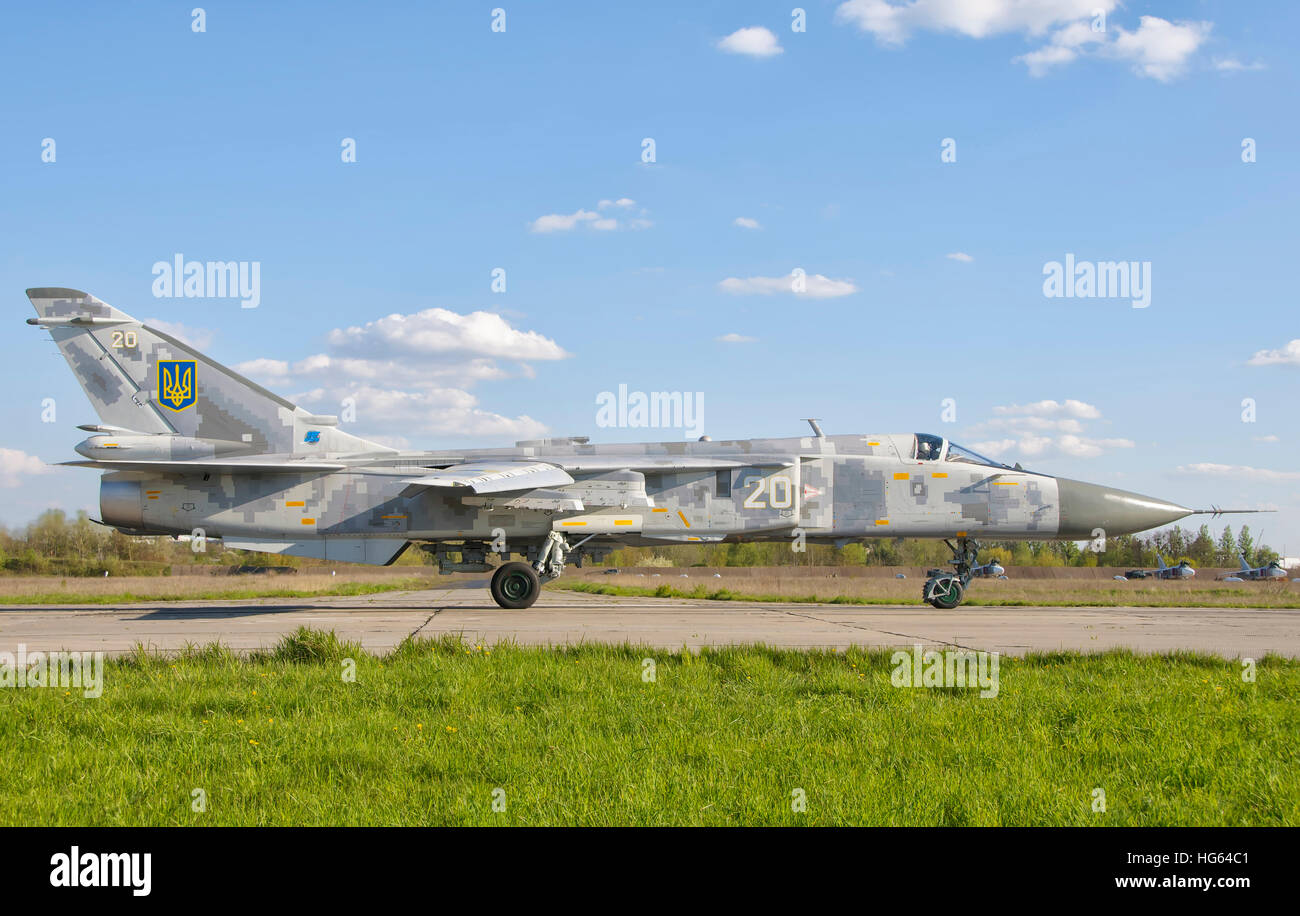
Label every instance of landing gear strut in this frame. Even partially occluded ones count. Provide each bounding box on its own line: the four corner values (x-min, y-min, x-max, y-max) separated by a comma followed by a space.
923, 537, 980, 609
488, 531, 574, 609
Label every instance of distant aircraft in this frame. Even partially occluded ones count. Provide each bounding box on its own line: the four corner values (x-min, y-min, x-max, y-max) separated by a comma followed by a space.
1125, 556, 1196, 580
1224, 552, 1287, 581
968, 560, 1007, 579
26, 287, 1266, 610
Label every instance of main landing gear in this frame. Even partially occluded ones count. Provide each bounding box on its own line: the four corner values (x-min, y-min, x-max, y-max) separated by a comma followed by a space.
490, 562, 541, 609
488, 531, 572, 609
922, 537, 980, 609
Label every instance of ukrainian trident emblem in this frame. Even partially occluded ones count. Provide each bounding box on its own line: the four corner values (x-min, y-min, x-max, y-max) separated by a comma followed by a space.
159, 360, 196, 411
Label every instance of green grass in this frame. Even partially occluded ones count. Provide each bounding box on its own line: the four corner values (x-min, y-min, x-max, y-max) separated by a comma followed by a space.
554, 579, 1300, 608
2, 628, 1296, 825
0, 578, 433, 605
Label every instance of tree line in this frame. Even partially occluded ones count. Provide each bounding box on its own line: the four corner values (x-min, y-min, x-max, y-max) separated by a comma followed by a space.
0, 508, 1282, 575
605, 523, 1281, 569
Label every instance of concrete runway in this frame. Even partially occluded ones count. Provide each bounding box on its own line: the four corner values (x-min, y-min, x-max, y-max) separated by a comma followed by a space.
1, 580, 1297, 658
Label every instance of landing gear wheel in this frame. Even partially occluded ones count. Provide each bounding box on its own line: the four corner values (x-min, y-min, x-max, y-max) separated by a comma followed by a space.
491, 561, 541, 609
924, 574, 965, 609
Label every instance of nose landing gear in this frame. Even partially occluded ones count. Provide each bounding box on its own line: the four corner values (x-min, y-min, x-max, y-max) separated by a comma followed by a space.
922, 537, 980, 609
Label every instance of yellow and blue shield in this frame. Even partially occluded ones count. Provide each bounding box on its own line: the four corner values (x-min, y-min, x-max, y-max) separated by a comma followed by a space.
158, 360, 196, 411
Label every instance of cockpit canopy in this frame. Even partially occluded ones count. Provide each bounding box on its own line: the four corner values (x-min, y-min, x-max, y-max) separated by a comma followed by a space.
912, 433, 1010, 469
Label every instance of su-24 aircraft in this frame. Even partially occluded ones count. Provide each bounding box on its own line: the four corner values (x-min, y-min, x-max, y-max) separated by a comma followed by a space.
25, 288, 1268, 609
1124, 556, 1197, 580
1223, 552, 1288, 581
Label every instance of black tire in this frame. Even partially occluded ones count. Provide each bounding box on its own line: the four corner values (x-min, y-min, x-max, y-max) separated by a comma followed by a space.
491, 561, 541, 609
923, 575, 964, 610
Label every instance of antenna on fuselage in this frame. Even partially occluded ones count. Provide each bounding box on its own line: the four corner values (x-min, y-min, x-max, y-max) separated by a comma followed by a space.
802, 418, 825, 438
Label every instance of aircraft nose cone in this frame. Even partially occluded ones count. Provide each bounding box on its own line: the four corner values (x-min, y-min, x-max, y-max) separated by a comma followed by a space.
1056, 479, 1192, 538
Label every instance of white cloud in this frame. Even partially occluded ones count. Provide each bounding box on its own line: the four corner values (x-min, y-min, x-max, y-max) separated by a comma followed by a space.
293, 386, 548, 440
718, 273, 859, 299
1247, 339, 1300, 367
1177, 463, 1300, 482
531, 200, 651, 233
967, 399, 1128, 460
1056, 435, 1134, 458
1254, 435, 1280, 443
974, 416, 1085, 434
0, 448, 51, 487
993, 399, 1101, 419
1016, 43, 1079, 77
1013, 19, 1108, 75
1214, 58, 1265, 72
946, 251, 974, 262
327, 309, 569, 362
1108, 16, 1211, 82
1019, 16, 1209, 80
834, 3, 1212, 82
145, 319, 215, 350
717, 333, 757, 343
529, 209, 600, 233
835, 0, 1114, 45
733, 217, 762, 230
717, 26, 783, 57
972, 435, 1133, 459
233, 357, 290, 382
234, 308, 569, 441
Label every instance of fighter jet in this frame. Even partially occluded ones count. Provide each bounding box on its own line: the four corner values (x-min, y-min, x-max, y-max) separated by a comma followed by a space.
1125, 556, 1196, 580
967, 560, 1007, 579
1224, 552, 1287, 581
25, 288, 1266, 610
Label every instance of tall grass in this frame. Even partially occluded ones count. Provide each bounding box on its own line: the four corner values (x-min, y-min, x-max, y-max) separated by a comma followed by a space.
2, 629, 1295, 826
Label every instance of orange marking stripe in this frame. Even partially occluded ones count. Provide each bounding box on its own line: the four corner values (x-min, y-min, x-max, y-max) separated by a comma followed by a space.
677, 510, 691, 528
285, 501, 305, 507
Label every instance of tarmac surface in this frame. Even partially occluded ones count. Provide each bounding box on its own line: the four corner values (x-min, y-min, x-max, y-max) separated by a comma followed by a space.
2, 579, 1297, 657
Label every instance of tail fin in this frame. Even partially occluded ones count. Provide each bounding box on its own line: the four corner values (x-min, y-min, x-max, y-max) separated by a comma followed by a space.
27, 288, 389, 456
1156, 555, 1167, 570
1239, 552, 1251, 571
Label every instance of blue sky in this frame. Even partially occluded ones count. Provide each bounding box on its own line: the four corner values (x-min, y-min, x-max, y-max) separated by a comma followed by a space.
2, 1, 1297, 553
